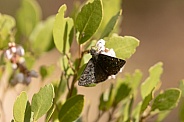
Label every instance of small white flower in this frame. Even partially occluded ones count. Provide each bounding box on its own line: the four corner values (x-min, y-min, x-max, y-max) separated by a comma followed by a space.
96, 39, 116, 57
8, 42, 15, 47
16, 46, 25, 56
11, 46, 17, 53
108, 49, 116, 57
12, 63, 17, 69
96, 39, 106, 52
100, 48, 116, 57
4, 50, 13, 59
18, 57, 25, 63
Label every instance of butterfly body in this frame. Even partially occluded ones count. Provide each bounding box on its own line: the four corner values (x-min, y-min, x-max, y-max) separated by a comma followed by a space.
78, 49, 126, 86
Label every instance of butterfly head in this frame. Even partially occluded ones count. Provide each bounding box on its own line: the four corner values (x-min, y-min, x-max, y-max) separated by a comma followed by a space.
90, 47, 98, 56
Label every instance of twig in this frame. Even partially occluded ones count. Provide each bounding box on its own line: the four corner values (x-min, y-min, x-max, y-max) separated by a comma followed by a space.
93, 111, 105, 122
67, 74, 77, 99
108, 106, 116, 122
66, 76, 71, 93
67, 45, 89, 99
65, 53, 75, 72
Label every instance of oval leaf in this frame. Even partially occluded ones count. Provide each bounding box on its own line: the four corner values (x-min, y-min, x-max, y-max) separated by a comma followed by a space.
53, 5, 67, 53
39, 65, 54, 81
122, 69, 143, 93
179, 80, 184, 97
99, 84, 114, 111
75, 0, 103, 44
151, 88, 181, 111
100, 10, 122, 38
13, 92, 28, 122
96, 0, 122, 38
105, 35, 140, 59
179, 100, 184, 121
63, 18, 74, 53
30, 16, 55, 54
141, 62, 163, 99
16, 0, 41, 37
114, 83, 131, 105
0, 14, 15, 49
31, 84, 55, 121
58, 95, 84, 122
140, 89, 153, 115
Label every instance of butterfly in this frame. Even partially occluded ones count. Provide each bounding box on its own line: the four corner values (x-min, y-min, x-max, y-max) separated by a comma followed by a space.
78, 48, 126, 86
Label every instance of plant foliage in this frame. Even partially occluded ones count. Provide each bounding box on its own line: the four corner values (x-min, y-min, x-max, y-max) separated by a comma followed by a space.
0, 0, 183, 122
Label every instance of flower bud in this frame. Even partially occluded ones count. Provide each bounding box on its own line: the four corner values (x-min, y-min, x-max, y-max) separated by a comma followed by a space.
16, 46, 25, 56
29, 70, 38, 78
24, 76, 31, 84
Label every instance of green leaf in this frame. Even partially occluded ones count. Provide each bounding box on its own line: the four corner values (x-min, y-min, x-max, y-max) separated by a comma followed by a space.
24, 101, 32, 122
122, 96, 134, 122
75, 0, 103, 44
140, 89, 153, 115
156, 111, 170, 122
141, 62, 163, 99
59, 54, 74, 75
114, 83, 131, 105
99, 84, 114, 111
100, 10, 122, 38
0, 66, 4, 79
122, 99, 131, 122
132, 102, 142, 121
77, 63, 87, 81
59, 55, 68, 71
71, 86, 78, 97
179, 80, 184, 97
24, 53, 36, 69
30, 16, 55, 54
39, 65, 54, 81
16, 0, 41, 37
0, 14, 15, 49
179, 100, 184, 122
82, 53, 91, 64
53, 5, 74, 54
46, 104, 55, 122
151, 88, 181, 111
123, 70, 143, 94
13, 92, 28, 122
53, 4, 66, 53
31, 84, 55, 121
54, 77, 67, 102
95, 0, 122, 38
63, 18, 74, 53
106, 35, 140, 59
58, 95, 84, 122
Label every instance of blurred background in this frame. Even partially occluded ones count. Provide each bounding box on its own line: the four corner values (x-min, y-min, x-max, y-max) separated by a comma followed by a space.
0, 0, 184, 121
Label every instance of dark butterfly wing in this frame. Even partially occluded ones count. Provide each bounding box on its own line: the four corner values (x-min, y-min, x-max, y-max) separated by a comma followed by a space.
78, 59, 96, 86
94, 63, 109, 83
78, 58, 109, 86
97, 54, 126, 75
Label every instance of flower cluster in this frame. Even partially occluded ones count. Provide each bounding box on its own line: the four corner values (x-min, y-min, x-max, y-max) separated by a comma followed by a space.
96, 39, 116, 57
4, 42, 38, 85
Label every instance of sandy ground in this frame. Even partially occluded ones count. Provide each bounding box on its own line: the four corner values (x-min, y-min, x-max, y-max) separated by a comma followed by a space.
0, 0, 184, 121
